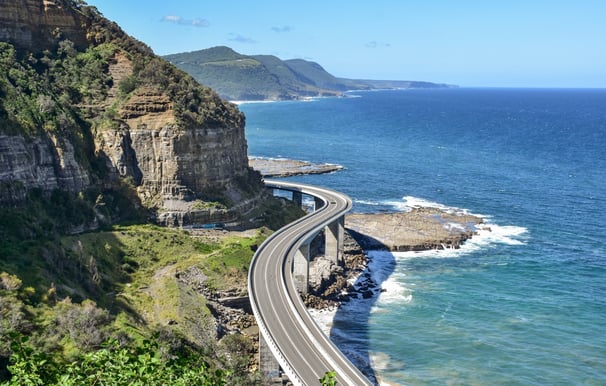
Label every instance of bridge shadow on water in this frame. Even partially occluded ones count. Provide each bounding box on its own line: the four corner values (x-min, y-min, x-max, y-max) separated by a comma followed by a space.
329, 229, 396, 386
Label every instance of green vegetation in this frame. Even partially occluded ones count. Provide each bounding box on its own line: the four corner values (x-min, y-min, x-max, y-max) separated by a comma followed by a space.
164, 46, 453, 101
2, 334, 227, 385
0, 187, 301, 384
164, 46, 343, 101
320, 371, 338, 386
0, 183, 304, 384
1, 2, 315, 384
0, 221, 271, 384
1, 32, 242, 138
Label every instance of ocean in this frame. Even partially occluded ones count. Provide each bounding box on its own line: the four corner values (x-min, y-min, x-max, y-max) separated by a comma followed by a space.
239, 88, 606, 385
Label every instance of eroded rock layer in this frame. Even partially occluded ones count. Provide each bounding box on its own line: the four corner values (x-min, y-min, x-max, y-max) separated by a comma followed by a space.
0, 0, 265, 227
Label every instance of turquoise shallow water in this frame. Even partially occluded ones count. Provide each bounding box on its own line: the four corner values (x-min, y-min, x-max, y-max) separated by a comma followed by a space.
240, 89, 606, 385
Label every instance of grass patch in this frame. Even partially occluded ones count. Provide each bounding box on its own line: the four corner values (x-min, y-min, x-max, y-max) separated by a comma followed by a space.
202, 229, 270, 291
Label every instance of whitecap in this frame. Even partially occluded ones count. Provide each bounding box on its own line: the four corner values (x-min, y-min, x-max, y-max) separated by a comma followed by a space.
230, 99, 280, 105
370, 352, 408, 386
366, 251, 414, 307
354, 199, 383, 207
375, 276, 413, 307
381, 195, 529, 253
366, 251, 397, 283
386, 195, 487, 218
307, 308, 337, 335
364, 220, 528, 264
468, 223, 529, 247
370, 351, 393, 371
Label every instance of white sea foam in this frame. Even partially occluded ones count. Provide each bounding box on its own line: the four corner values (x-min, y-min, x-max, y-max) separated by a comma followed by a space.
370, 351, 407, 374
370, 352, 408, 386
310, 197, 528, 381
230, 99, 279, 105
353, 198, 383, 207
307, 307, 337, 336
365, 251, 413, 308
366, 251, 396, 284
384, 195, 528, 251
374, 275, 413, 307
366, 199, 529, 310
383, 222, 528, 262
385, 195, 485, 218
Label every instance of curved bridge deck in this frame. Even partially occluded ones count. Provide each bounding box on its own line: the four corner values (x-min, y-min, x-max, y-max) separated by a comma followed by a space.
248, 180, 371, 385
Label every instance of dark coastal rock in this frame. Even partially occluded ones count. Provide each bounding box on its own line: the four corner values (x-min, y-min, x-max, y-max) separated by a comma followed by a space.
305, 209, 486, 312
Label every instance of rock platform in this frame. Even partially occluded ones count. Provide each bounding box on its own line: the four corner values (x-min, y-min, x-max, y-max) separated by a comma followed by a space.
345, 208, 484, 251
248, 157, 343, 177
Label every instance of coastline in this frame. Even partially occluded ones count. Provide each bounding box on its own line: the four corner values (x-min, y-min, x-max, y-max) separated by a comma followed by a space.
305, 210, 486, 384
239, 89, 606, 385
306, 209, 485, 307
243, 156, 486, 383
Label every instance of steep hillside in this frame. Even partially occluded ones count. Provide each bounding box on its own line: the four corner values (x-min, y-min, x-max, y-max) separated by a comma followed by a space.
1, 2, 306, 383
165, 46, 344, 100
284, 58, 351, 91
0, 0, 266, 229
164, 46, 455, 101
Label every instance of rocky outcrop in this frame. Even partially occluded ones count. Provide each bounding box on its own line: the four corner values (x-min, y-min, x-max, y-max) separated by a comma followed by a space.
0, 0, 266, 227
248, 157, 344, 177
0, 133, 90, 205
345, 209, 485, 251
0, 0, 89, 51
95, 78, 257, 225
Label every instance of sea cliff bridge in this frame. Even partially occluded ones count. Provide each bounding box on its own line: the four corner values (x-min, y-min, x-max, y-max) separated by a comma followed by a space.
248, 180, 372, 385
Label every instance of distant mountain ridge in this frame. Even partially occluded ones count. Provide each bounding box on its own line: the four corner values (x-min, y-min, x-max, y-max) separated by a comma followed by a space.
164, 46, 454, 101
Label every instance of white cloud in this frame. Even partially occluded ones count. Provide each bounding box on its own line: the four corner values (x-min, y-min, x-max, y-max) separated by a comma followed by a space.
161, 15, 209, 28
228, 33, 257, 44
271, 26, 292, 33
366, 41, 391, 48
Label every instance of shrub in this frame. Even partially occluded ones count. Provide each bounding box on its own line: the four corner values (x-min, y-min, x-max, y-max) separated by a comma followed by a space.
1, 335, 227, 385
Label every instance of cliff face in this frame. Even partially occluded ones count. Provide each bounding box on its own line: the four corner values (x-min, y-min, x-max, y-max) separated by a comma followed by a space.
0, 0, 264, 227
0, 132, 90, 204
0, 0, 89, 51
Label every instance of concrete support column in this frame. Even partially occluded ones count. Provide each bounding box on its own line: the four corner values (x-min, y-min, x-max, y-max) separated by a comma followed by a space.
325, 216, 345, 264
293, 242, 310, 294
292, 191, 303, 208
259, 333, 281, 381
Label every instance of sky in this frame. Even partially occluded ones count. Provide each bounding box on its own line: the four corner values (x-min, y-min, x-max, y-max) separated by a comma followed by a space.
85, 0, 606, 88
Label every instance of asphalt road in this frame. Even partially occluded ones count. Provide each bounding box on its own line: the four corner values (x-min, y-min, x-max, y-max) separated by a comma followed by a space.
248, 180, 372, 386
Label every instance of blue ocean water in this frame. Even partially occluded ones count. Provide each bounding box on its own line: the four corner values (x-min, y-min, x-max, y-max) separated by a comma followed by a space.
239, 88, 606, 385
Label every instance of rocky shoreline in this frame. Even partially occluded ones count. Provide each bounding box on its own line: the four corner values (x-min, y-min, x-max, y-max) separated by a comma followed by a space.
186, 207, 486, 380
194, 159, 486, 381
304, 210, 485, 310
346, 208, 484, 251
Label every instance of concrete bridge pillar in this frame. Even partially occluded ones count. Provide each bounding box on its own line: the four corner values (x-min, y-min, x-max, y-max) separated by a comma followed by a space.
325, 217, 345, 264
293, 242, 310, 294
259, 334, 281, 382
292, 191, 303, 208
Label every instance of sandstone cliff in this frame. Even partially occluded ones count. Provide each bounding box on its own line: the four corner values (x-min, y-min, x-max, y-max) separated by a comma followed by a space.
0, 0, 265, 228
0, 0, 89, 51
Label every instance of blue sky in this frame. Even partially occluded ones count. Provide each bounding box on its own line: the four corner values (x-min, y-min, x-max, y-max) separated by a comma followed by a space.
86, 0, 606, 88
